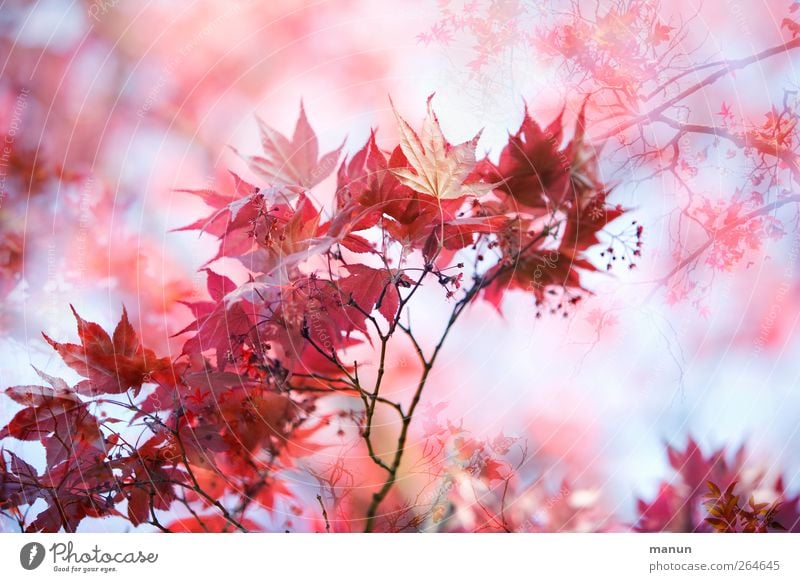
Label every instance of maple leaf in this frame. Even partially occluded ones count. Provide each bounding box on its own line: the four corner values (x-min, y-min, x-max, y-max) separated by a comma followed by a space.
634, 439, 774, 533
239, 102, 344, 189
332, 129, 500, 263
782, 17, 800, 39
114, 433, 184, 527
717, 101, 734, 122
126, 486, 152, 527
24, 456, 118, 532
478, 214, 615, 312
481, 248, 591, 309
666, 438, 745, 493
390, 95, 494, 200
560, 193, 624, 258
250, 194, 330, 274
635, 484, 684, 532
176, 270, 258, 369
480, 457, 506, 482
702, 480, 789, 533
437, 214, 512, 252
0, 368, 105, 466
42, 306, 170, 396
0, 450, 43, 510
334, 130, 410, 222
773, 477, 800, 532
482, 102, 601, 210
174, 171, 262, 239
650, 21, 674, 44
336, 264, 410, 325
480, 108, 569, 208
220, 390, 295, 453
279, 417, 329, 463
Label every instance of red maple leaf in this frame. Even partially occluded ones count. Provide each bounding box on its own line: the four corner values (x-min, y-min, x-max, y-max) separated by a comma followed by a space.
479, 108, 570, 209
42, 306, 170, 396
239, 102, 344, 189
336, 264, 409, 325
480, 103, 601, 211
176, 270, 258, 369
0, 450, 43, 511
25, 456, 118, 532
650, 21, 674, 45
0, 369, 105, 466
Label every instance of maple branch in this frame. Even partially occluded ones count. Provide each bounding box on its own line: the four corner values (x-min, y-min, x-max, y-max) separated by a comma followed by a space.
100, 398, 252, 533
226, 466, 277, 531
316, 494, 331, 532
362, 231, 549, 531
363, 278, 477, 531
648, 193, 800, 297
651, 113, 800, 182
598, 37, 800, 140
289, 384, 402, 414
171, 426, 250, 533
397, 322, 425, 364
148, 495, 171, 533
358, 267, 431, 479
646, 38, 800, 101
177, 495, 211, 532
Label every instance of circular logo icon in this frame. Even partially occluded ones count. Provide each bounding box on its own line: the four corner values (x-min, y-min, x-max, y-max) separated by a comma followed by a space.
20, 542, 46, 570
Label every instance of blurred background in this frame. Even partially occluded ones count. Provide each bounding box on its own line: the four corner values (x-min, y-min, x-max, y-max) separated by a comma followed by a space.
1, 0, 799, 530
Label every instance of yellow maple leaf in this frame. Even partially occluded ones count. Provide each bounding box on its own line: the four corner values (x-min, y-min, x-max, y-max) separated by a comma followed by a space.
390, 95, 495, 200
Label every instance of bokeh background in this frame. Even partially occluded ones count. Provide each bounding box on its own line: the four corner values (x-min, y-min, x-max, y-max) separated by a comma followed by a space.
1, 0, 799, 530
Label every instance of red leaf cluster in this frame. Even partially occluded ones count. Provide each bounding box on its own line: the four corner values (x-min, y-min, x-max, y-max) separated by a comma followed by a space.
636, 438, 800, 532
1, 97, 628, 532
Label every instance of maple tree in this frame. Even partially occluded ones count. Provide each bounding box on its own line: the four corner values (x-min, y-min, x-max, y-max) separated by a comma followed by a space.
0, 94, 636, 532
1, 0, 799, 534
